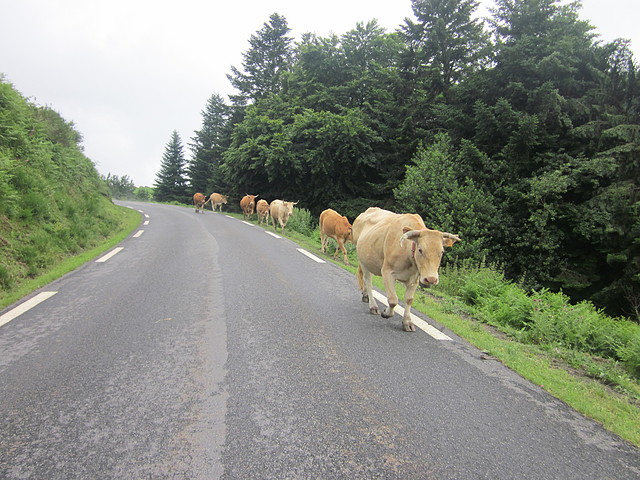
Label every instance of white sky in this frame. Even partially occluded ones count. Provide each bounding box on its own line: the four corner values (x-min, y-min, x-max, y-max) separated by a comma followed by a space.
1, 0, 638, 187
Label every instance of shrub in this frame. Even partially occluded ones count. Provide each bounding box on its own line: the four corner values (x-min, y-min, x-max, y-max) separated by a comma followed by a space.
287, 207, 315, 236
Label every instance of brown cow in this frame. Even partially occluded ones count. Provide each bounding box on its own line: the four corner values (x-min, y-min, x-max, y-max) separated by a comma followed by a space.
270, 200, 298, 231
208, 193, 228, 212
353, 207, 460, 332
319, 208, 353, 265
193, 193, 207, 214
256, 199, 270, 224
240, 194, 258, 219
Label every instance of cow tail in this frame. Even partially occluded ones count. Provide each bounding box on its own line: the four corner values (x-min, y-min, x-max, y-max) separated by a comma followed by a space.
357, 264, 364, 290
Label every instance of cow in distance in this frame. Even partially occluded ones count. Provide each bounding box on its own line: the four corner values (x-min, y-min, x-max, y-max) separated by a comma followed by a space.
319, 208, 353, 264
193, 193, 207, 214
208, 193, 228, 212
256, 199, 270, 225
270, 200, 298, 231
240, 194, 259, 220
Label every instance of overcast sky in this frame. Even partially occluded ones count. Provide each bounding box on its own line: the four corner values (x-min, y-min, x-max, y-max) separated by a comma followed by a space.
1, 0, 638, 187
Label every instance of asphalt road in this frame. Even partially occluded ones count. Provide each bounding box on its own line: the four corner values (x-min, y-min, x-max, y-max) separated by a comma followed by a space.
1, 201, 638, 479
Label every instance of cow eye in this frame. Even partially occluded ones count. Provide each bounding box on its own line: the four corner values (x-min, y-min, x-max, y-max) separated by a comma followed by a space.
417, 247, 423, 255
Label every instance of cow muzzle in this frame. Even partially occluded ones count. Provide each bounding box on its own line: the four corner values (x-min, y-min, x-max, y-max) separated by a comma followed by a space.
420, 275, 439, 287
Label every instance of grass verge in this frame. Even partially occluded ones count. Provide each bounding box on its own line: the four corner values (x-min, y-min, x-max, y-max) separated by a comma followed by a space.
0, 205, 141, 310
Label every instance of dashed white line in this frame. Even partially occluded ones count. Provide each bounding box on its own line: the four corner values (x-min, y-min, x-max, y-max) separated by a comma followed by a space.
297, 248, 326, 263
372, 290, 452, 340
0, 291, 58, 328
96, 247, 124, 263
241, 221, 254, 226
265, 231, 282, 239
143, 220, 149, 225
133, 230, 144, 238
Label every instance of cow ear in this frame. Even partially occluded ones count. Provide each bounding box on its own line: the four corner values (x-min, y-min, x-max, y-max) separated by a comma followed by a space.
442, 233, 461, 247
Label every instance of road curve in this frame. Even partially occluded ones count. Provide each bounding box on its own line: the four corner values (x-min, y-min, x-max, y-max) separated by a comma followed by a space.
0, 201, 638, 479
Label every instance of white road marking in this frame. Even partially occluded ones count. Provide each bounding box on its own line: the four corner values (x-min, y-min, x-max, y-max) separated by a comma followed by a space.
137, 209, 144, 213
0, 291, 58, 328
372, 290, 452, 341
241, 221, 254, 226
96, 247, 124, 263
144, 214, 149, 218
265, 231, 281, 239
226, 215, 234, 219
143, 220, 149, 225
133, 230, 144, 238
297, 248, 326, 263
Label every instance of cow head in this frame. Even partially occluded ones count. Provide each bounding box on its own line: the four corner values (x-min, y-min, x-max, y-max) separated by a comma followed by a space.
400, 227, 460, 286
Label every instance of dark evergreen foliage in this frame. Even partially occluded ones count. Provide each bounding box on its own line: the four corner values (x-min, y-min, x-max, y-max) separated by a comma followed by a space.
155, 2, 639, 318
154, 130, 188, 203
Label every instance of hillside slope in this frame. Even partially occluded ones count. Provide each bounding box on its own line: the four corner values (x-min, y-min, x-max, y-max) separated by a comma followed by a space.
0, 78, 132, 298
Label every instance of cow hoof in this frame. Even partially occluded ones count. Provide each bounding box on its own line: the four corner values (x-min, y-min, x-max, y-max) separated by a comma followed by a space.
381, 312, 393, 319
362, 293, 369, 303
369, 306, 379, 315
403, 322, 416, 332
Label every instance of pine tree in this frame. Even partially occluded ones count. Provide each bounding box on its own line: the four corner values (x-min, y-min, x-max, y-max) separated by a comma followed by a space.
188, 94, 230, 194
401, 0, 489, 98
154, 130, 188, 203
227, 13, 294, 105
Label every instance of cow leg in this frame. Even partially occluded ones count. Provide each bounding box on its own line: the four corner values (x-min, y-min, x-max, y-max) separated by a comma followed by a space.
320, 233, 327, 253
381, 271, 398, 319
401, 281, 420, 332
361, 266, 379, 315
336, 240, 349, 265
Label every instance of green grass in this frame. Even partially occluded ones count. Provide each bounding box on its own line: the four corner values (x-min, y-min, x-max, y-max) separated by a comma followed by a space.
0, 205, 141, 310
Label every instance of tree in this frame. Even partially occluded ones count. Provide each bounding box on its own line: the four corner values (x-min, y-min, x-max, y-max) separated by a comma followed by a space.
227, 13, 294, 105
103, 173, 136, 199
188, 94, 231, 194
154, 130, 188, 203
401, 0, 490, 98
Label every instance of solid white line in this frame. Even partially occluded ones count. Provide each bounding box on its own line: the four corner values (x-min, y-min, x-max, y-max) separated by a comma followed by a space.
133, 230, 144, 238
0, 291, 58, 328
372, 290, 452, 340
265, 231, 281, 239
96, 247, 124, 263
297, 248, 326, 263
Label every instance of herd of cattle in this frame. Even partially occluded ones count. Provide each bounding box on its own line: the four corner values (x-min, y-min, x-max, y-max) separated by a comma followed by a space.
192, 192, 461, 332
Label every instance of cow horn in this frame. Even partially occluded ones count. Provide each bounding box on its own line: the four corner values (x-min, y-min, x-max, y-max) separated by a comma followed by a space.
400, 228, 422, 246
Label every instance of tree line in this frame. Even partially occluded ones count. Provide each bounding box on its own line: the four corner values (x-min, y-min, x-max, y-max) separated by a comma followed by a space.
152, 0, 639, 320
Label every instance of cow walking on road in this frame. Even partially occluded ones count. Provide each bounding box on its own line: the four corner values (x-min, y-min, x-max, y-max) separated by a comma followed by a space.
240, 194, 258, 220
319, 209, 353, 265
193, 193, 207, 214
353, 207, 460, 332
208, 193, 228, 212
256, 199, 270, 225
270, 200, 297, 231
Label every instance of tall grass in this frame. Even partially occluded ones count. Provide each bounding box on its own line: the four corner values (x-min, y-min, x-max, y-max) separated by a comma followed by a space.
435, 263, 640, 380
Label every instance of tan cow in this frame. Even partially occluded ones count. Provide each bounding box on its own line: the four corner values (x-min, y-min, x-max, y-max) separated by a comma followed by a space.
208, 193, 228, 212
240, 194, 258, 219
353, 207, 460, 332
319, 208, 353, 264
256, 199, 270, 224
270, 199, 298, 231
193, 193, 207, 214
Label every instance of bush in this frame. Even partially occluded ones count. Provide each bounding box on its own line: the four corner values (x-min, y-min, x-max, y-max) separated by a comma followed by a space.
287, 207, 315, 236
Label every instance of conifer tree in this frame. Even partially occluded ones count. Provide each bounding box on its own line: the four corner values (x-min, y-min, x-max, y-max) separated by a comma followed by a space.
227, 12, 294, 105
188, 94, 230, 194
154, 130, 188, 203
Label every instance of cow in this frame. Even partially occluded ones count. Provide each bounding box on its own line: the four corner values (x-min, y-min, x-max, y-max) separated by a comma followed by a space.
319, 208, 353, 265
240, 194, 258, 219
208, 193, 228, 212
193, 193, 207, 214
270, 200, 298, 231
256, 199, 270, 225
352, 207, 460, 332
